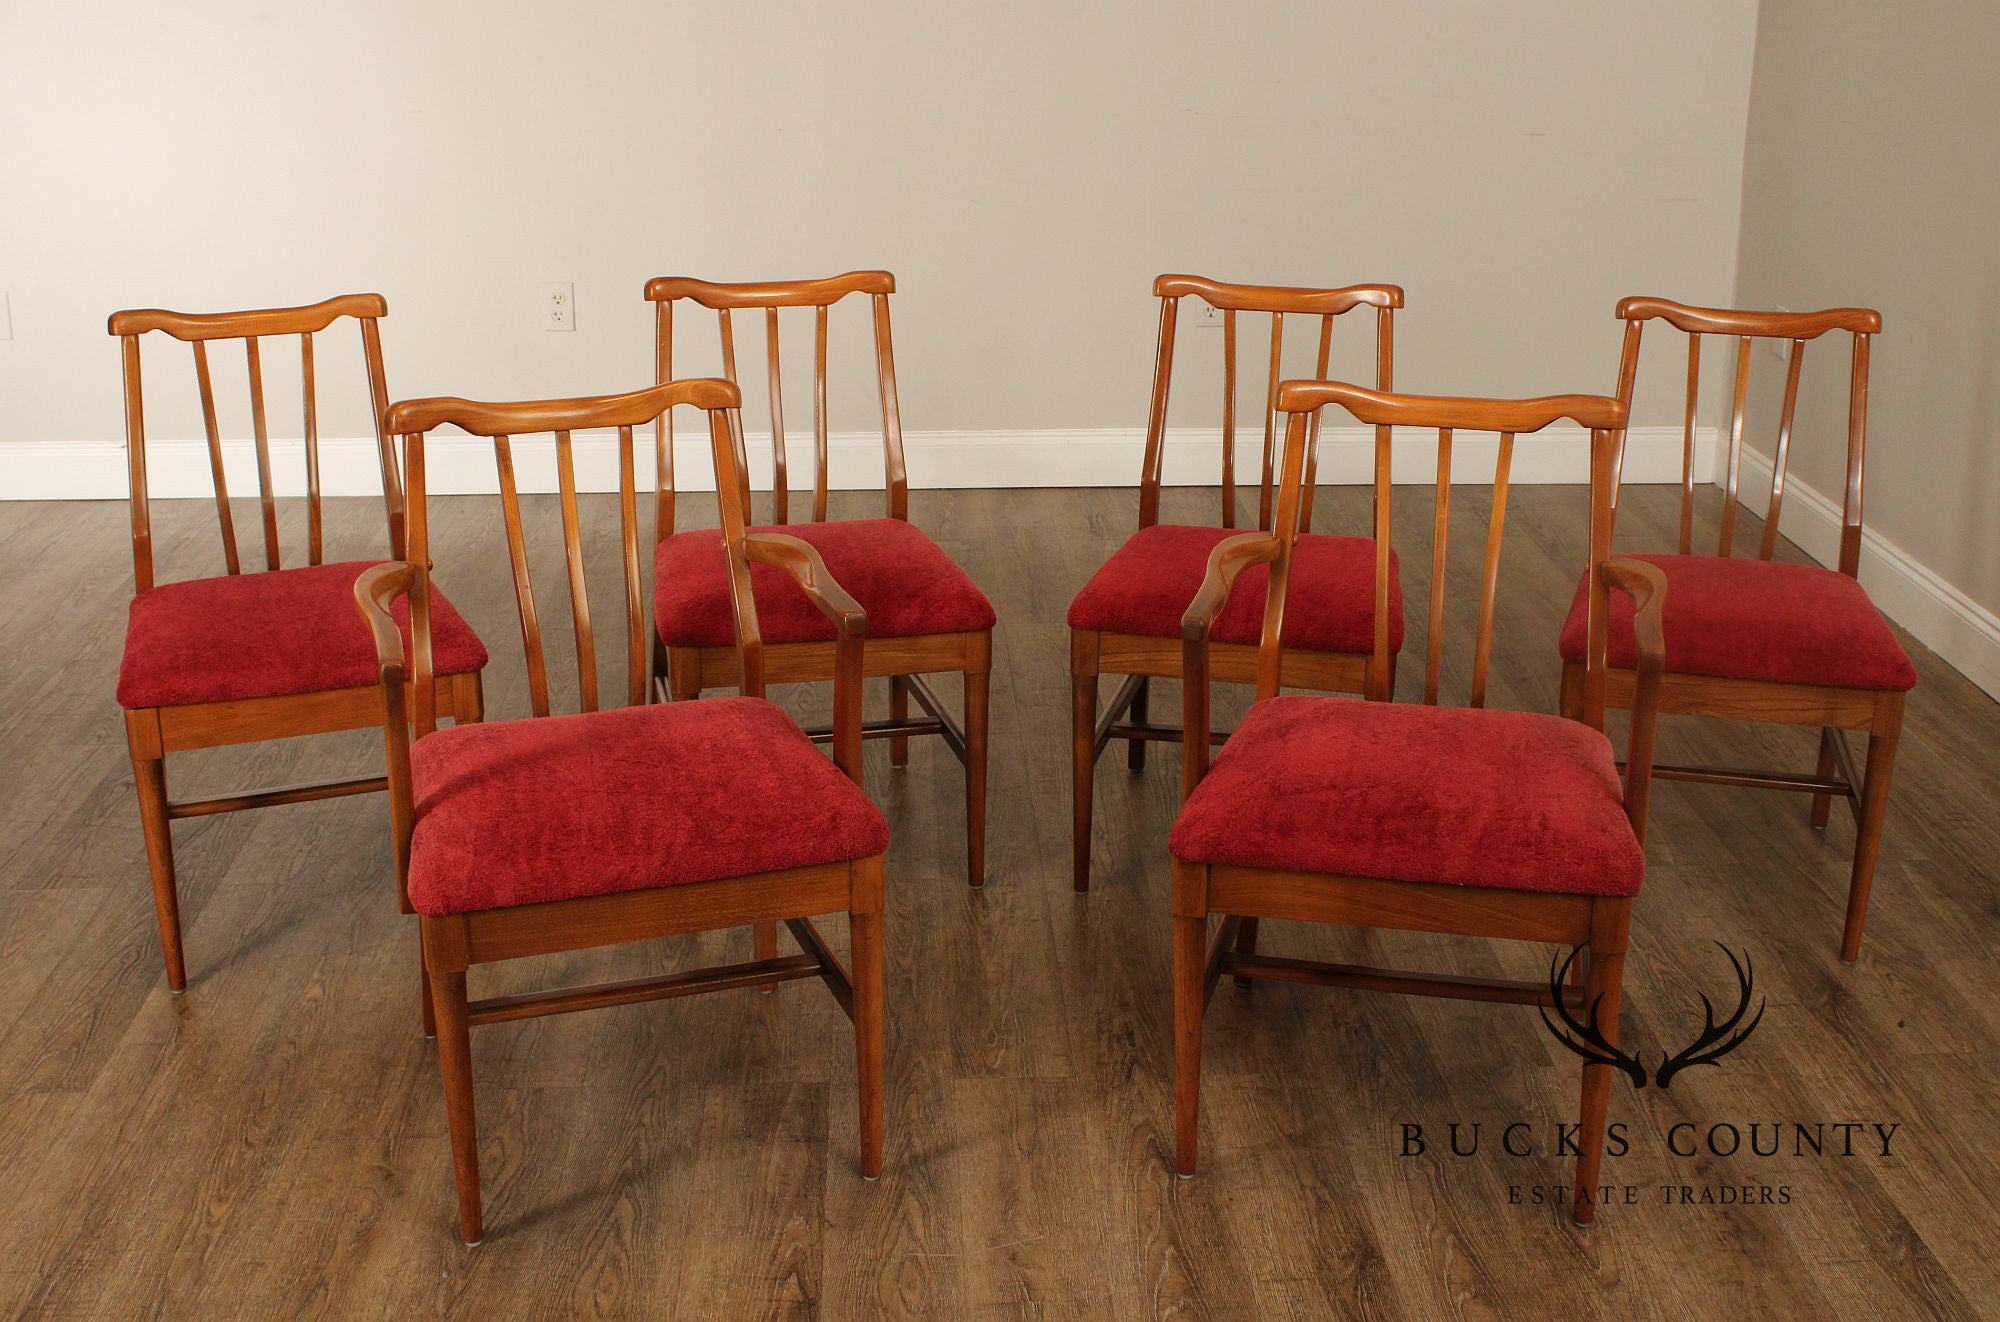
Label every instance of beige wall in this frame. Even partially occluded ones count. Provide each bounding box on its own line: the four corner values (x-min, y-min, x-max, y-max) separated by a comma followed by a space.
1736, 0, 2000, 617
1, 1, 1757, 448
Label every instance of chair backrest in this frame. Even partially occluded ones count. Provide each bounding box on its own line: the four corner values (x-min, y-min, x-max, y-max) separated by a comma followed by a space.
382, 381, 741, 732
108, 294, 401, 591
1141, 274, 1402, 534
1263, 383, 1629, 708
643, 271, 905, 534
1611, 297, 1880, 572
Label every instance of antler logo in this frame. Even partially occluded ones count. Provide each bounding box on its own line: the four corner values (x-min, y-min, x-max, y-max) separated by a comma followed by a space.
1538, 942, 1765, 1089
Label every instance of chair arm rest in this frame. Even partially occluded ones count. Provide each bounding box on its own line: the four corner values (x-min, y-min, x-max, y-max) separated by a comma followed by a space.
1598, 556, 1669, 842
353, 561, 415, 681
1180, 532, 1282, 643
744, 533, 868, 638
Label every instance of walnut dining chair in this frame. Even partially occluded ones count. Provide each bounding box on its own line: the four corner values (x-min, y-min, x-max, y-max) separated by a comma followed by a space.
643, 272, 994, 900
1170, 381, 1666, 1226
111, 295, 487, 993
1557, 299, 1908, 962
1067, 275, 1404, 892
358, 380, 887, 1245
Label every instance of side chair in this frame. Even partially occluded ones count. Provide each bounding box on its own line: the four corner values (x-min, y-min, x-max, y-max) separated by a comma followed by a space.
643, 271, 995, 896
111, 295, 487, 992
1067, 275, 1405, 891
358, 380, 887, 1245
1170, 381, 1666, 1225
1558, 299, 1910, 962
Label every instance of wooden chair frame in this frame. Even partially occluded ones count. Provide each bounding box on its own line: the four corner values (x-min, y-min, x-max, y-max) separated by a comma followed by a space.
1174, 381, 1667, 1226
360, 380, 883, 1245
1071, 274, 1403, 891
644, 271, 990, 888
111, 295, 484, 993
1562, 297, 1897, 963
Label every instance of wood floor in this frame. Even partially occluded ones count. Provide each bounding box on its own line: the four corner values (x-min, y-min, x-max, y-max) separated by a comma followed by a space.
2, 482, 1996, 1319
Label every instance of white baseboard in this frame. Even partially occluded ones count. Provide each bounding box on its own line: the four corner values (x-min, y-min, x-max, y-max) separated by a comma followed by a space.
1733, 446, 2000, 699
0, 424, 1715, 500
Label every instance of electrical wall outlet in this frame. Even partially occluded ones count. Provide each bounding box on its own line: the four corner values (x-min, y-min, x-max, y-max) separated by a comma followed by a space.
0, 292, 12, 340
544, 282, 575, 332
1192, 301, 1224, 330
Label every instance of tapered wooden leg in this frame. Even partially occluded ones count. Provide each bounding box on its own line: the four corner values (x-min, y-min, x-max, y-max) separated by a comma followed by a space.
667, 649, 701, 703
889, 676, 911, 768
130, 749, 186, 993
454, 672, 485, 725
419, 932, 437, 1039
1572, 900, 1631, 1226
964, 664, 989, 888
1811, 728, 1839, 829
1842, 710, 1903, 964
1071, 669, 1098, 893
1558, 661, 1584, 722
1127, 677, 1150, 771
755, 921, 780, 993
850, 908, 884, 1180
1174, 912, 1207, 1176
428, 964, 483, 1245
1230, 916, 1261, 989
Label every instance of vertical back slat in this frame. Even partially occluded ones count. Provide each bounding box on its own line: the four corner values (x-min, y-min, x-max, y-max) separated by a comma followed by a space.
301, 332, 322, 564
1424, 428, 1453, 705
1582, 428, 1615, 730
1254, 409, 1314, 702
191, 341, 242, 574
654, 300, 675, 538
1607, 318, 1644, 535
406, 431, 437, 738
1220, 308, 1238, 529
765, 306, 789, 524
618, 425, 645, 707
1369, 419, 1395, 700
1259, 313, 1283, 530
245, 337, 280, 570
719, 308, 751, 517
1841, 333, 1871, 576
1469, 432, 1515, 709
554, 430, 598, 712
812, 304, 830, 522
122, 336, 155, 591
1138, 297, 1179, 529
1760, 338, 1807, 560
1718, 335, 1752, 556
1298, 314, 1334, 533
871, 293, 909, 520
493, 435, 551, 718
1679, 333, 1701, 554
359, 316, 404, 559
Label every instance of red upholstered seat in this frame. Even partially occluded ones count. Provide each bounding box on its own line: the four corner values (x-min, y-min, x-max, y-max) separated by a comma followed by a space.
1067, 524, 1404, 654
655, 518, 996, 648
405, 697, 888, 916
1169, 695, 1643, 897
118, 560, 488, 710
1557, 554, 1915, 692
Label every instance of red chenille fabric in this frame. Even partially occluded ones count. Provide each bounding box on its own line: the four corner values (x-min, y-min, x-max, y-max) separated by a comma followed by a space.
655, 518, 996, 648
1557, 554, 1916, 692
1169, 695, 1643, 897
118, 561, 488, 710
1066, 524, 1404, 654
405, 697, 888, 916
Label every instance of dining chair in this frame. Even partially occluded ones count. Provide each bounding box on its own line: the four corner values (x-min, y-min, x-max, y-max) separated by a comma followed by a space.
358, 379, 887, 1245
643, 271, 994, 898
1558, 299, 1909, 963
111, 295, 487, 993
1067, 275, 1404, 891
1169, 381, 1666, 1225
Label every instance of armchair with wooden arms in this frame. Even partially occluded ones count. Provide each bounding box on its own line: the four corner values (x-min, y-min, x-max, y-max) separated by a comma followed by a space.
356, 379, 887, 1245
1169, 381, 1667, 1225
